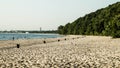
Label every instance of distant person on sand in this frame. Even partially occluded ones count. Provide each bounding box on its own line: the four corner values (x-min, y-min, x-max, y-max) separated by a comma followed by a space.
13, 37, 15, 40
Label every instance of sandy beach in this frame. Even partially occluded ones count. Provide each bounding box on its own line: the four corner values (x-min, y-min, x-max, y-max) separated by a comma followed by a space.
0, 35, 120, 68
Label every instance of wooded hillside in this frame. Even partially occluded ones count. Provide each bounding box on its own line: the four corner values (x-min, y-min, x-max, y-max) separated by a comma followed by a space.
58, 2, 120, 38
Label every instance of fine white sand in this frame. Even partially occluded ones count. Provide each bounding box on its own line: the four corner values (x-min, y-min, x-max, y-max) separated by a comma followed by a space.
0, 35, 120, 68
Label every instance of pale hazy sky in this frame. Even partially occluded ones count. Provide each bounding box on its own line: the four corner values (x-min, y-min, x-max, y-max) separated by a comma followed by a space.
0, 0, 119, 31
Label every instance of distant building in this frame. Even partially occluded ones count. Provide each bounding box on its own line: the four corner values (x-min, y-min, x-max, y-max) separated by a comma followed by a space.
25, 32, 29, 34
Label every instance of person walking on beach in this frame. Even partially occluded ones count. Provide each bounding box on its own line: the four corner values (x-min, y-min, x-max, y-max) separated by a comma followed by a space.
13, 37, 15, 40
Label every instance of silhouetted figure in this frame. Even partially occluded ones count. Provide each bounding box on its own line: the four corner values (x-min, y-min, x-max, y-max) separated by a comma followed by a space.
17, 44, 20, 48
13, 37, 15, 40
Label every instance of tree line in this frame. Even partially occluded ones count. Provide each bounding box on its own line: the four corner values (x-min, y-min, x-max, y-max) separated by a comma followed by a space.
58, 2, 120, 38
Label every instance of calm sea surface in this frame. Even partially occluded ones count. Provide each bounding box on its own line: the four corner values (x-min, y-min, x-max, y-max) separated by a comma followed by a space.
0, 33, 63, 40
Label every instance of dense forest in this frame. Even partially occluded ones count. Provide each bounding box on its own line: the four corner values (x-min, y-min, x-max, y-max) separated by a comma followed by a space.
58, 2, 120, 38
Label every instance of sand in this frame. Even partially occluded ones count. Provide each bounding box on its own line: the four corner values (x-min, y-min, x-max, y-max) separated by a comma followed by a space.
0, 35, 120, 68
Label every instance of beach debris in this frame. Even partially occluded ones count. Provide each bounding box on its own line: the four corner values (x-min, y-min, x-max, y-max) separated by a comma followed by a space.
64, 38, 66, 40
16, 44, 20, 48
43, 40, 46, 44
58, 39, 60, 42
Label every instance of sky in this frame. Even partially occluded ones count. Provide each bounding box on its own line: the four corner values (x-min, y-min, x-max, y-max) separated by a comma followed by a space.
0, 0, 119, 31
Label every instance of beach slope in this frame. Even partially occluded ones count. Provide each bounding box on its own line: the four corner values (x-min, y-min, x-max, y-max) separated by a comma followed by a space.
0, 35, 120, 68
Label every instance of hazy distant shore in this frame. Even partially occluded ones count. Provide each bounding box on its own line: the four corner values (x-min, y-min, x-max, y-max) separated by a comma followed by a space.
0, 33, 62, 41
0, 35, 120, 68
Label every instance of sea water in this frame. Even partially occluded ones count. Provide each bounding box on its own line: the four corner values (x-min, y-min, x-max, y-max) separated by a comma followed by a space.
0, 33, 63, 40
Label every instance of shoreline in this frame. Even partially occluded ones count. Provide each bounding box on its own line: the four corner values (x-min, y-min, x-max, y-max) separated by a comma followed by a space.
0, 35, 80, 48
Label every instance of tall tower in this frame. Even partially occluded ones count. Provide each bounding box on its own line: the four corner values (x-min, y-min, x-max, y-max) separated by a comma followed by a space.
40, 27, 42, 31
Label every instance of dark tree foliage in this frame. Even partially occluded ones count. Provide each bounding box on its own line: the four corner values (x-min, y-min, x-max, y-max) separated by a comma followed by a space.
58, 2, 120, 38
58, 25, 64, 34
